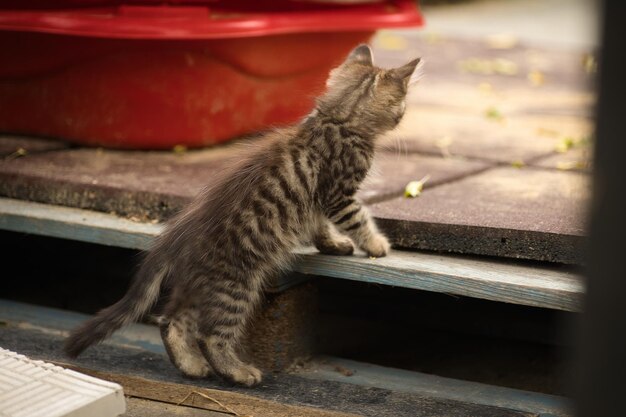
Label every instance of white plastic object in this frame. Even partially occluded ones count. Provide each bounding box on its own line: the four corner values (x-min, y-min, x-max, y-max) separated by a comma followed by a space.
0, 348, 125, 417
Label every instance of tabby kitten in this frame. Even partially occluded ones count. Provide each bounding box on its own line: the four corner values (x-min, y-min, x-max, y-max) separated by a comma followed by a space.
64, 44, 420, 386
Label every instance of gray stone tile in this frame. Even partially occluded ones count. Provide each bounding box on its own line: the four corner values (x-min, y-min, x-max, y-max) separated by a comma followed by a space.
371, 167, 589, 263
359, 152, 492, 203
0, 145, 239, 221
380, 108, 593, 164
530, 146, 592, 172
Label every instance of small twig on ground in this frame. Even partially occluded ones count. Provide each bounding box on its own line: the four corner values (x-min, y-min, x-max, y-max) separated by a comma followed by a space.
177, 390, 253, 417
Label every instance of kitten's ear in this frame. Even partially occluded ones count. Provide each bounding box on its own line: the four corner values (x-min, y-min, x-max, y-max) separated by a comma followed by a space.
392, 58, 422, 86
346, 44, 374, 66
327, 44, 373, 88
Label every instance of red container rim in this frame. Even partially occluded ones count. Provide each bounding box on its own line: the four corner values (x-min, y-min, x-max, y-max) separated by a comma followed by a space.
0, 0, 423, 39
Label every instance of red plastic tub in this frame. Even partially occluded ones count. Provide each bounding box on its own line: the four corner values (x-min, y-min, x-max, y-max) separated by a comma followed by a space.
0, 1, 423, 149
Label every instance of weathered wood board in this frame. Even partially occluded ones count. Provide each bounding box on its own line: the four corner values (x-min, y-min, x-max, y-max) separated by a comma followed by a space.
0, 198, 583, 311
123, 397, 225, 417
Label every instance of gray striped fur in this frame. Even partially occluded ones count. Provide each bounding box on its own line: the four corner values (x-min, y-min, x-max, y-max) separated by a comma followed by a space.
64, 45, 420, 386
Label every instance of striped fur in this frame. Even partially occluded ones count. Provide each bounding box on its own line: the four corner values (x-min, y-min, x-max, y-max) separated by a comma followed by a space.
64, 44, 420, 386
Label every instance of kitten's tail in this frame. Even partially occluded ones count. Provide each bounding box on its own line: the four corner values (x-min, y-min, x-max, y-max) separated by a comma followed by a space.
63, 258, 168, 358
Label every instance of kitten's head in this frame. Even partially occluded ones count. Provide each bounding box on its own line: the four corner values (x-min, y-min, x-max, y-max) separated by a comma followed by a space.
317, 44, 421, 136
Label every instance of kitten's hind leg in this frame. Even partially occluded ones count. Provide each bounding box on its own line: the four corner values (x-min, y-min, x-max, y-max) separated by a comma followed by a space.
314, 218, 354, 256
198, 335, 262, 387
160, 310, 213, 378
196, 282, 263, 386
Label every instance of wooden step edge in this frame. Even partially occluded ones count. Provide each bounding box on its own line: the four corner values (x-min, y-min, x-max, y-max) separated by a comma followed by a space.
55, 363, 360, 417
0, 298, 166, 356
299, 356, 572, 417
0, 197, 584, 311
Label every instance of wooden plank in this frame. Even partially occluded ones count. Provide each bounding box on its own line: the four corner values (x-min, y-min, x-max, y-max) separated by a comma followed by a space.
0, 198, 584, 311
294, 248, 583, 312
58, 365, 362, 417
0, 299, 166, 355
302, 357, 571, 417
0, 197, 161, 250
124, 397, 225, 417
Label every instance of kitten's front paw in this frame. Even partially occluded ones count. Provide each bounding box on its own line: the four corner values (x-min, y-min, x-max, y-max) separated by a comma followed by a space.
316, 236, 355, 256
227, 364, 263, 387
363, 234, 391, 258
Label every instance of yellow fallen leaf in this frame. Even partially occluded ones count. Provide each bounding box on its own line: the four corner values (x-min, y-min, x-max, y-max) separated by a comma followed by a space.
582, 53, 597, 74
485, 33, 518, 49
557, 161, 587, 171
555, 135, 593, 153
404, 175, 430, 198
485, 107, 504, 121
458, 58, 493, 75
511, 160, 525, 169
555, 137, 575, 153
376, 32, 408, 51
173, 144, 188, 154
536, 127, 560, 137
528, 70, 545, 86
493, 58, 518, 75
458, 58, 518, 75
5, 147, 27, 161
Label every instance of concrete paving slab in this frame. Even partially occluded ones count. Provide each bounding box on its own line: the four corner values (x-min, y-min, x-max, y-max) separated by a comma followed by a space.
371, 167, 589, 263
530, 146, 592, 173
417, 0, 598, 51
373, 32, 596, 121
381, 107, 592, 164
408, 82, 595, 120
0, 135, 68, 157
0, 144, 239, 221
360, 152, 492, 203
374, 33, 594, 92
0, 137, 491, 221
